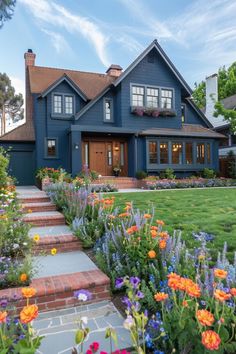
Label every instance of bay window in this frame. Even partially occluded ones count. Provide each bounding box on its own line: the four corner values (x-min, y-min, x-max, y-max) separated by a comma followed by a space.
197, 143, 205, 164
149, 142, 157, 164
185, 142, 193, 164
160, 142, 168, 164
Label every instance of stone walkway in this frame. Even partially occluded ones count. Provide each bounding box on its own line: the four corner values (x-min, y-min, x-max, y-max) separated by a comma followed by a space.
14, 186, 131, 354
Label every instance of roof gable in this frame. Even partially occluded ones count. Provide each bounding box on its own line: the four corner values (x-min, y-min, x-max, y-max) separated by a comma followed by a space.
28, 66, 115, 100
40, 74, 88, 101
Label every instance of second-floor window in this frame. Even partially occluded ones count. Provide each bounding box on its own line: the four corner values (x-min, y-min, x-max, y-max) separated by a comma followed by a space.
161, 89, 173, 109
132, 86, 144, 107
53, 94, 74, 115
147, 88, 158, 108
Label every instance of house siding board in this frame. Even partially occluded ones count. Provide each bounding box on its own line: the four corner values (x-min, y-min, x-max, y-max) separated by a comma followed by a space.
184, 101, 208, 127
120, 52, 182, 130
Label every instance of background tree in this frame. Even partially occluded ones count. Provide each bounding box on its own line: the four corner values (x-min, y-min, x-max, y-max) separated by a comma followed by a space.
0, 0, 16, 28
192, 61, 236, 108
0, 72, 24, 136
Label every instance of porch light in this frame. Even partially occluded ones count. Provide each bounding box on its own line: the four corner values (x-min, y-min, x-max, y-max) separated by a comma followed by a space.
114, 146, 119, 151
74, 143, 79, 150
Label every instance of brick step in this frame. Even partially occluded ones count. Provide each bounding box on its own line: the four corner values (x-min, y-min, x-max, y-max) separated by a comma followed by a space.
22, 202, 56, 213
23, 211, 65, 227
0, 269, 110, 313
19, 196, 51, 204
32, 234, 82, 254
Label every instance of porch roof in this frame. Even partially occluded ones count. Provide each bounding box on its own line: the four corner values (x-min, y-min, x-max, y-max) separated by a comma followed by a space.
140, 124, 226, 139
70, 125, 137, 134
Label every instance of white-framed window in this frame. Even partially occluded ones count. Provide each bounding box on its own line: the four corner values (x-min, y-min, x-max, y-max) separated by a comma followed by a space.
147, 87, 158, 108
65, 96, 73, 114
53, 95, 62, 114
161, 89, 173, 109
45, 138, 58, 158
132, 86, 144, 107
105, 100, 111, 120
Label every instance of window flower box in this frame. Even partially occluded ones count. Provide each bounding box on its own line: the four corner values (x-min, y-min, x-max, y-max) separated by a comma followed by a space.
131, 106, 176, 117
131, 106, 145, 116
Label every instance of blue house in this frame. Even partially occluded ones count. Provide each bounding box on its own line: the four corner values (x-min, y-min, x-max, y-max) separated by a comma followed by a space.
0, 40, 224, 185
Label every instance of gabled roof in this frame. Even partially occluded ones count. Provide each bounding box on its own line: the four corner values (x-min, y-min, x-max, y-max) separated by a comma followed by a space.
28, 66, 115, 100
0, 118, 35, 142
40, 74, 88, 101
113, 39, 193, 94
221, 93, 236, 110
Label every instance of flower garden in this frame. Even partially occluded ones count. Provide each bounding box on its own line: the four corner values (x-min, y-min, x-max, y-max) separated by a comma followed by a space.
1, 150, 236, 353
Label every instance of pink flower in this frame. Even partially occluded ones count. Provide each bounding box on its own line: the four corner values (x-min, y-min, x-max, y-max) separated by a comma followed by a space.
89, 342, 100, 352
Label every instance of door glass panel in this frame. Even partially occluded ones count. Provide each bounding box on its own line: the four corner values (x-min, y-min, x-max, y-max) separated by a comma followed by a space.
160, 142, 168, 164
107, 144, 112, 166
186, 143, 193, 164
120, 143, 125, 166
149, 141, 157, 164
84, 143, 89, 167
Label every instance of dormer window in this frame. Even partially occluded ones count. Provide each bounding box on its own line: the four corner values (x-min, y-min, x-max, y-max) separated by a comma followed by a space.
53, 95, 62, 114
132, 86, 144, 107
161, 89, 173, 109
52, 93, 74, 116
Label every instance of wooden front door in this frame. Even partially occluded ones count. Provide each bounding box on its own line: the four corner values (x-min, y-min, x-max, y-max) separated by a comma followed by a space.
89, 142, 107, 175
82, 139, 128, 176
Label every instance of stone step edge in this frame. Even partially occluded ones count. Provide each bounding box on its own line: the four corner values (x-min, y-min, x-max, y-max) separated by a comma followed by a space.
23, 214, 64, 221
32, 234, 83, 253
19, 197, 50, 203
0, 269, 110, 313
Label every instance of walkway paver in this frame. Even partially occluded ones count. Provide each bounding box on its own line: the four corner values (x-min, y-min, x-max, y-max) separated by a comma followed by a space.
34, 301, 131, 354
33, 251, 97, 278
29, 225, 73, 238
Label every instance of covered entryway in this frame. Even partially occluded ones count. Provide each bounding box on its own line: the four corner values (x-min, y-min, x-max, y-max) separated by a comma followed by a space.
82, 137, 128, 176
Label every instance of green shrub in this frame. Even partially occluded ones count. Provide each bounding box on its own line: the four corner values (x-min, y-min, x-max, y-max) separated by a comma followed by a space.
135, 170, 147, 180
160, 168, 176, 179
202, 168, 216, 178
227, 150, 236, 178
0, 147, 10, 187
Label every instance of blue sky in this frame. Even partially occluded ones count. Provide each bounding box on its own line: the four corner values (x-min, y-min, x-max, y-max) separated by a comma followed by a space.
1, 0, 236, 97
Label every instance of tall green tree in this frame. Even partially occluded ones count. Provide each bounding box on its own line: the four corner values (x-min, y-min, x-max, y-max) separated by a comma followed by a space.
0, 72, 24, 136
0, 0, 16, 28
192, 61, 236, 108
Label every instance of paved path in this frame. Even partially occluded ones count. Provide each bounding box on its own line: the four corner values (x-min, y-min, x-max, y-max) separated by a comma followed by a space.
35, 301, 131, 354
16, 186, 131, 354
116, 186, 236, 193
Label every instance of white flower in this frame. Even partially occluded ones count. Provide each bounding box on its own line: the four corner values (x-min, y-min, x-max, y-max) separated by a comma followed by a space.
123, 315, 135, 330
78, 293, 88, 301
81, 316, 88, 325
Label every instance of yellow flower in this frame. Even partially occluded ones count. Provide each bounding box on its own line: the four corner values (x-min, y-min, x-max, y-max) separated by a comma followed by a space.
28, 209, 32, 213
33, 234, 40, 243
51, 248, 57, 256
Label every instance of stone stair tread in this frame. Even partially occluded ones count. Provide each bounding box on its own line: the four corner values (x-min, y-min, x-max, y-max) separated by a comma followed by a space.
29, 225, 72, 237
33, 251, 97, 278
23, 211, 63, 218
23, 202, 55, 207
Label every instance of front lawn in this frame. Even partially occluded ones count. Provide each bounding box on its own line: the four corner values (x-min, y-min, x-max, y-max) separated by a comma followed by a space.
112, 188, 236, 258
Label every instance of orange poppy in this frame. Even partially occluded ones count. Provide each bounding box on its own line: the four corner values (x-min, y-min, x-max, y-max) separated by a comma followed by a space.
20, 304, 38, 324
20, 273, 28, 282
185, 283, 201, 298
150, 229, 158, 238
154, 292, 168, 302
196, 309, 214, 326
214, 269, 227, 279
156, 220, 164, 226
230, 288, 236, 296
148, 250, 156, 259
144, 213, 151, 219
214, 289, 231, 302
21, 287, 36, 298
201, 330, 221, 351
150, 226, 158, 231
159, 240, 167, 249
0, 311, 7, 323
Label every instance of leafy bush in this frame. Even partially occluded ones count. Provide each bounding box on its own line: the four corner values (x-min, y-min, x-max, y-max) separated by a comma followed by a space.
36, 167, 70, 182
202, 168, 216, 178
227, 150, 236, 178
160, 168, 176, 179
78, 167, 99, 181
135, 170, 147, 180
0, 147, 10, 187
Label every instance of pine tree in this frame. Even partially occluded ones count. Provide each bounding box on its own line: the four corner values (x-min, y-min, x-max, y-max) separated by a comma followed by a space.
0, 73, 24, 136
0, 0, 16, 28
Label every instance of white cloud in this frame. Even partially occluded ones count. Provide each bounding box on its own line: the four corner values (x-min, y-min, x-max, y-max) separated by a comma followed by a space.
19, 0, 110, 67
10, 76, 24, 96
42, 29, 70, 54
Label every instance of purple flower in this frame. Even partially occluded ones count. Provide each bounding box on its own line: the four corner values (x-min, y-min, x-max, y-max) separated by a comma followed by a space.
136, 290, 144, 299
122, 296, 132, 310
74, 289, 92, 302
115, 277, 124, 289
0, 299, 8, 308
130, 276, 140, 289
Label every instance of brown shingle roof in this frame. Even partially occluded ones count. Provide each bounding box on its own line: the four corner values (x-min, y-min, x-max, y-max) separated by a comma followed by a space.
141, 124, 226, 138
0, 118, 35, 142
28, 66, 115, 99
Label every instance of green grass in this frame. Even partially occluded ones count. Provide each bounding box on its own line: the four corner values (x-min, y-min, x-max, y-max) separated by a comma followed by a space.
111, 188, 236, 259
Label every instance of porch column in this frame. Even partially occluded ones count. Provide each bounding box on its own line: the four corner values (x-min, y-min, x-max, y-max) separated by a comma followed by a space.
128, 135, 137, 177
71, 130, 82, 176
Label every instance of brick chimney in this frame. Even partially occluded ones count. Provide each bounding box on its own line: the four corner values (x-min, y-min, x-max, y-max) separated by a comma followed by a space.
24, 49, 36, 125
106, 64, 123, 77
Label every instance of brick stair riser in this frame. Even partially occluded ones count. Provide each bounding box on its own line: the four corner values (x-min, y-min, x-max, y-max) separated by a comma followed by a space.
19, 197, 50, 204
22, 205, 56, 213
24, 218, 65, 227
33, 241, 82, 254
6, 285, 110, 314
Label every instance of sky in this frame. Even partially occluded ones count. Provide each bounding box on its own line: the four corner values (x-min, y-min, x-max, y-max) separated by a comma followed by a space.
1, 0, 236, 101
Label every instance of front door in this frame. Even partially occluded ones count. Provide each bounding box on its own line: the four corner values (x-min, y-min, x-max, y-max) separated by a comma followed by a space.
89, 142, 107, 175
82, 139, 128, 176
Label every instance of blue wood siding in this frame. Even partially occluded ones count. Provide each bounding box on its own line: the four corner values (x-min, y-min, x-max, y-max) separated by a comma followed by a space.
184, 101, 208, 127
